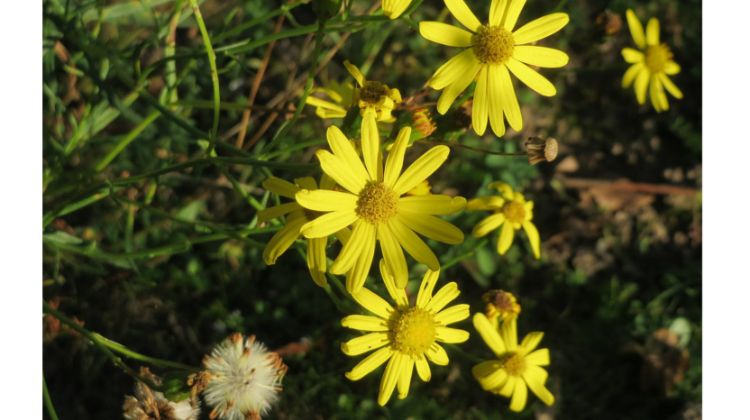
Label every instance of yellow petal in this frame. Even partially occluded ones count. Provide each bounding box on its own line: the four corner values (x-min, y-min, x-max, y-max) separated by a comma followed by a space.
502, 0, 527, 31
378, 259, 409, 306
622, 63, 644, 88
263, 176, 299, 198
621, 47, 644, 64
378, 224, 409, 289
435, 327, 470, 343
425, 342, 449, 365
489, 0, 508, 26
326, 126, 371, 182
257, 202, 300, 223
522, 365, 555, 406
473, 213, 505, 238
392, 146, 450, 195
498, 376, 516, 397
262, 217, 305, 264
646, 17, 660, 46
472, 65, 489, 135
295, 189, 357, 212
519, 331, 544, 355
344, 60, 365, 86
342, 314, 389, 331
399, 195, 466, 215
377, 352, 405, 406
415, 355, 432, 381
467, 196, 504, 210
397, 213, 464, 245
341, 332, 390, 356
383, 126, 411, 188
445, 0, 481, 31
497, 221, 515, 255
487, 64, 506, 137
419, 21, 473, 47
472, 361, 508, 390
332, 221, 375, 274
649, 73, 664, 112
664, 61, 681, 75
509, 378, 529, 412
625, 9, 646, 49
659, 73, 683, 99
634, 68, 650, 105
345, 231, 376, 293
388, 218, 440, 271
436, 64, 480, 114
416, 269, 440, 309
425, 282, 460, 314
512, 13, 569, 45
352, 288, 394, 319
316, 150, 366, 194
345, 347, 392, 381
382, 0, 412, 19
361, 109, 382, 181
473, 313, 506, 355
396, 357, 415, 399
525, 348, 550, 366
434, 304, 470, 326
496, 63, 523, 131
506, 58, 556, 97
501, 317, 518, 351
428, 49, 481, 90
512, 45, 569, 68
306, 237, 328, 286
522, 221, 541, 259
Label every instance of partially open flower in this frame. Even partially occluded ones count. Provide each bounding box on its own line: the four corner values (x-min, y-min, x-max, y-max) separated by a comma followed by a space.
123, 367, 200, 420
344, 61, 402, 122
524, 137, 558, 165
202, 333, 287, 420
483, 290, 521, 328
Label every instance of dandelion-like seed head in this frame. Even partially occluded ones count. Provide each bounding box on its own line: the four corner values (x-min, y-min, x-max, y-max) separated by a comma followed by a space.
356, 182, 399, 224
359, 81, 390, 104
645, 44, 673, 73
501, 352, 527, 377
502, 201, 526, 224
203, 333, 287, 420
473, 25, 515, 64
389, 307, 436, 356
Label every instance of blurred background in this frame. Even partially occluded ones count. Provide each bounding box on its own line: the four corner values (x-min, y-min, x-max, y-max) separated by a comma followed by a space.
43, 0, 701, 418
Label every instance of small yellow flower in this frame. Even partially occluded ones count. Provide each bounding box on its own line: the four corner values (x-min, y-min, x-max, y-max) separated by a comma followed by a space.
295, 112, 466, 292
341, 263, 470, 406
306, 80, 355, 119
344, 61, 403, 122
382, 0, 414, 20
472, 313, 554, 412
419, 0, 569, 137
482, 289, 521, 328
467, 182, 540, 259
622, 9, 683, 112
259, 175, 336, 287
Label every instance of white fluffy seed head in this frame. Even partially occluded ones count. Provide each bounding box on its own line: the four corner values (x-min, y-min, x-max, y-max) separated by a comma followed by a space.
202, 333, 287, 420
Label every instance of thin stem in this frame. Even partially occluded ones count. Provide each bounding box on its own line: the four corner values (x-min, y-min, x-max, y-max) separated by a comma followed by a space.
420, 139, 527, 157
189, 0, 220, 156
43, 375, 60, 420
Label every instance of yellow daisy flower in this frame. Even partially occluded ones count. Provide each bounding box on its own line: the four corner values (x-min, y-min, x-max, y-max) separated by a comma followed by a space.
342, 263, 470, 406
472, 313, 554, 412
467, 182, 540, 259
259, 175, 335, 287
305, 80, 355, 119
482, 289, 521, 328
382, 0, 414, 20
344, 61, 403, 122
295, 113, 466, 292
622, 9, 683, 112
419, 0, 569, 137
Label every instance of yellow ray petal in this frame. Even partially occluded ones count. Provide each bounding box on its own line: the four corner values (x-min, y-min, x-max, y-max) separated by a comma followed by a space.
473, 361, 508, 390
316, 150, 366, 194
634, 68, 650, 105
384, 126, 411, 188
419, 21, 473, 47
435, 327, 470, 343
659, 73, 683, 99
257, 202, 300, 223
300, 209, 357, 238
342, 314, 390, 332
473, 213, 505, 238
502, 0, 527, 31
389, 218, 440, 270
326, 125, 371, 182
525, 348, 550, 366
345, 346, 393, 381
425, 282, 460, 314
512, 45, 569, 68
352, 288, 394, 319
263, 176, 299, 198
467, 196, 505, 210
415, 355, 432, 381
343, 60, 365, 86
625, 9, 646, 49
378, 352, 405, 406
434, 303, 470, 326
262, 217, 306, 264
646, 17, 660, 46
522, 365, 555, 406
522, 221, 541, 259
509, 378, 529, 412
306, 237, 328, 286
519, 331, 544, 355
397, 212, 464, 244
399, 195, 466, 215
497, 221, 515, 255
345, 230, 376, 293
445, 0, 481, 31
473, 313, 506, 355
512, 13, 569, 45
295, 189, 357, 212
489, 0, 508, 26
332, 221, 375, 274
621, 47, 644, 64
428, 49, 481, 90
378, 259, 409, 306
498, 376, 516, 397
382, 0, 412, 19
506, 58, 556, 97
425, 342, 449, 365
472, 65, 490, 135
487, 64, 506, 137
496, 63, 523, 131
664, 61, 680, 75
361, 109, 382, 181
416, 269, 440, 309
392, 145, 450, 195
396, 357, 415, 399
501, 317, 518, 351
378, 223, 409, 289
622, 63, 644, 88
649, 74, 664, 112
341, 332, 390, 356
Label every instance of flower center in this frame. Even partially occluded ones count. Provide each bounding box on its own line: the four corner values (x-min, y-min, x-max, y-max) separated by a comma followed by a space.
645, 44, 673, 73
502, 201, 526, 224
472, 25, 515, 64
501, 352, 527, 376
359, 81, 389, 104
356, 182, 399, 224
389, 307, 436, 356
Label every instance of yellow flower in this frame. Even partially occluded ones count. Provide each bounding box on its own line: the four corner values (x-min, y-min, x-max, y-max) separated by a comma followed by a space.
259, 175, 335, 287
341, 263, 470, 406
295, 112, 466, 292
467, 182, 540, 259
622, 9, 683, 112
472, 313, 554, 412
382, 0, 414, 20
344, 61, 403, 122
419, 0, 569, 137
482, 289, 521, 328
305, 80, 355, 119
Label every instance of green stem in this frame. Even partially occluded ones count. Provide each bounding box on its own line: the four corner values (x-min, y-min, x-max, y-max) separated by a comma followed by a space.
443, 239, 489, 270
43, 375, 60, 420
189, 0, 220, 155
94, 110, 160, 172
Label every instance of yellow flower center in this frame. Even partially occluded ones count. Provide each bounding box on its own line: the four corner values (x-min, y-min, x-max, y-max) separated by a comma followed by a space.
356, 182, 399, 224
389, 307, 436, 356
472, 25, 515, 64
645, 44, 673, 73
359, 81, 389, 104
502, 201, 526, 224
502, 352, 527, 376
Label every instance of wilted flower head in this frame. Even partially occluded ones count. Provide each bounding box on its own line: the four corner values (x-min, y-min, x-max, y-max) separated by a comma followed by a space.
202, 333, 287, 420
483, 290, 521, 327
524, 137, 558, 165
123, 367, 200, 420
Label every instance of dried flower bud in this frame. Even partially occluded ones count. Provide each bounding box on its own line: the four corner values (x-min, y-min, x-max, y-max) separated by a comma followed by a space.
525, 136, 558, 165
411, 107, 436, 138
596, 10, 623, 35
123, 367, 200, 420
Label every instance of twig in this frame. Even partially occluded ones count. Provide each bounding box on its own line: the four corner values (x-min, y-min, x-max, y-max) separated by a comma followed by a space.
557, 176, 699, 196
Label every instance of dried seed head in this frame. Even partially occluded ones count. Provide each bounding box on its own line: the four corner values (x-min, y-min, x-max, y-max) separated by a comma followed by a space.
525, 137, 559, 165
